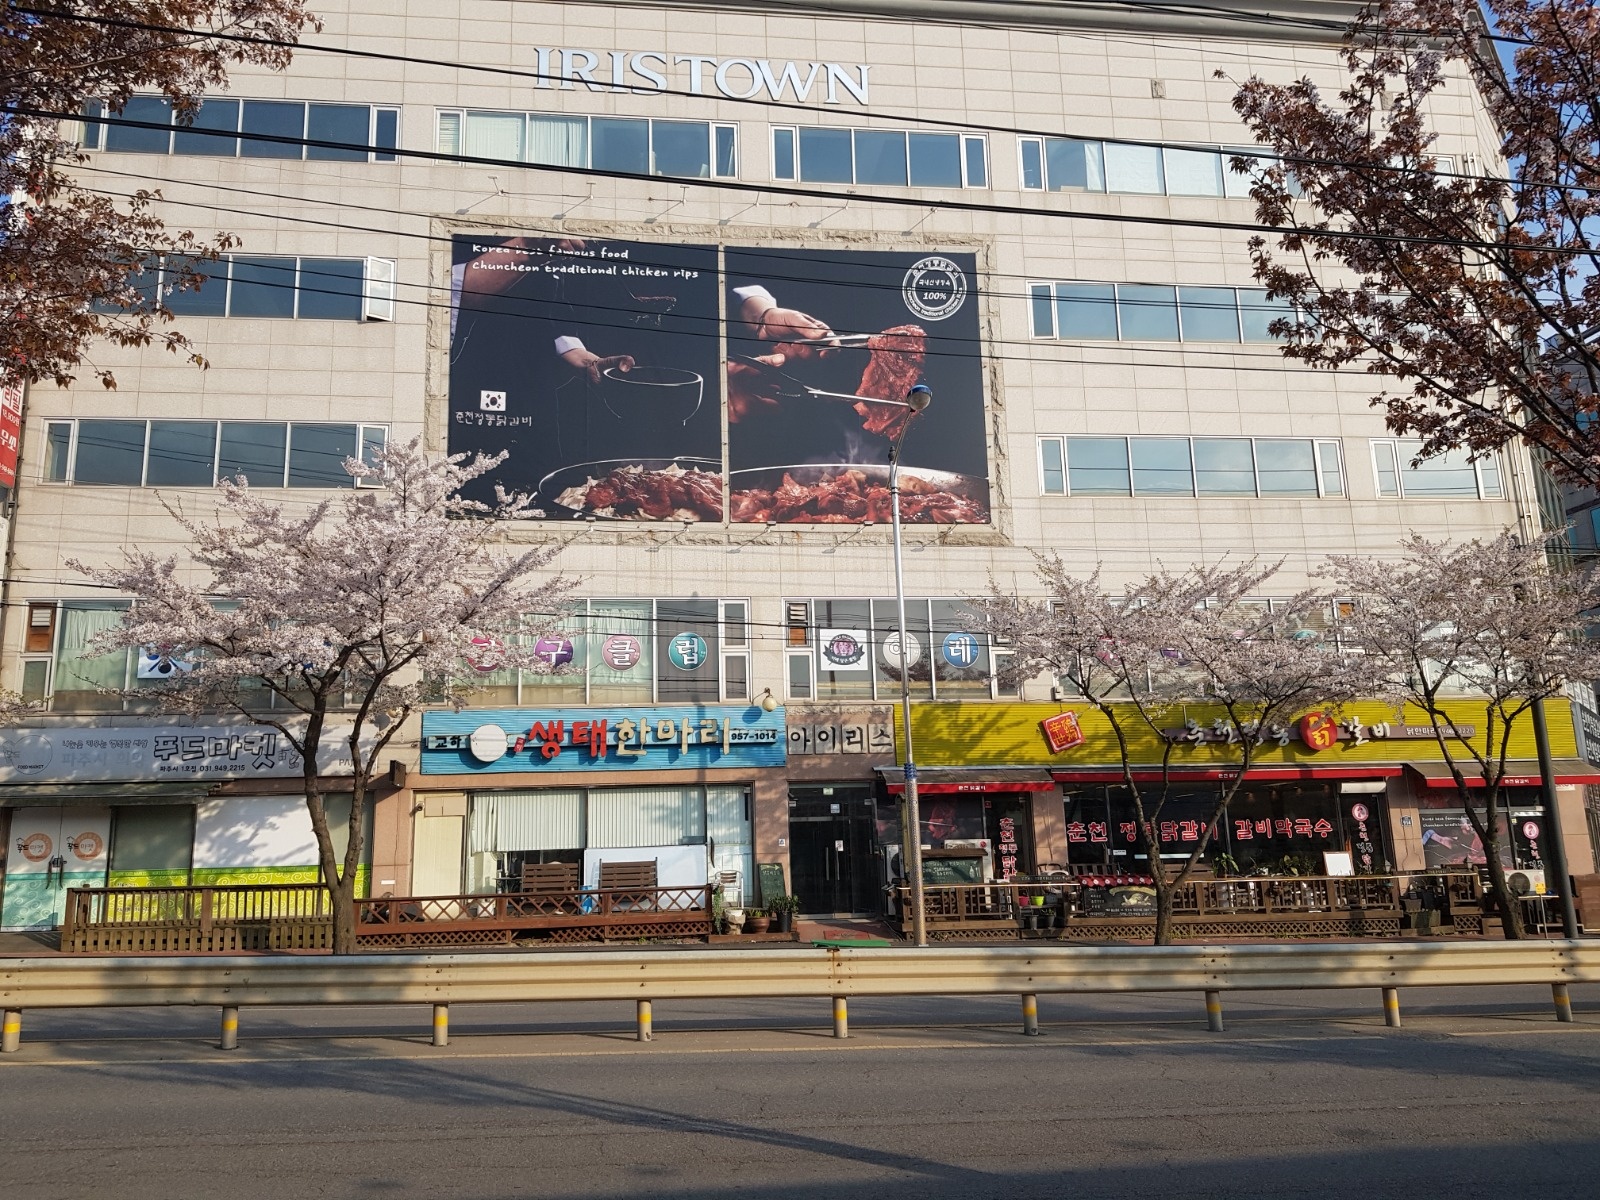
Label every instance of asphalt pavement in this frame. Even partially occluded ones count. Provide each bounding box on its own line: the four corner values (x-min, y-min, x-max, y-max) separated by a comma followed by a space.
2, 986, 1597, 1199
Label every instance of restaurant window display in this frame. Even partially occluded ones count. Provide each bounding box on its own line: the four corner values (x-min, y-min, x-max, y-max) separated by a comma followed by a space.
874, 792, 1037, 881
1061, 781, 1387, 873
1416, 789, 1547, 872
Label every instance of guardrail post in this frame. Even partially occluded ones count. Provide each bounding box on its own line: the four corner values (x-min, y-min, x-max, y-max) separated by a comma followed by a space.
1021, 993, 1040, 1036
1204, 990, 1224, 1033
432, 1003, 449, 1047
219, 1005, 239, 1051
833, 996, 849, 1039
1382, 987, 1402, 1028
1, 1009, 20, 1053
636, 999, 653, 1042
1553, 983, 1574, 1024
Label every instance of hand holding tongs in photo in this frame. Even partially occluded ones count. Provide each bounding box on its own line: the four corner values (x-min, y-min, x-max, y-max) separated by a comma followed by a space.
728, 353, 915, 407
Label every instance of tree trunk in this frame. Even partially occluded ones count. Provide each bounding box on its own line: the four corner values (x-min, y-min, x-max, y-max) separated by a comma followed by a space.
304, 785, 358, 956
1481, 845, 1527, 941
1151, 871, 1175, 946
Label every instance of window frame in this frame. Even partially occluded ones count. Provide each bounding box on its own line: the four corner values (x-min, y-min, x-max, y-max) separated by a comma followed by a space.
1019, 136, 1293, 198
437, 109, 738, 180
1039, 435, 1347, 499
1370, 438, 1503, 500
767, 123, 988, 189
1029, 280, 1296, 344
85, 98, 399, 162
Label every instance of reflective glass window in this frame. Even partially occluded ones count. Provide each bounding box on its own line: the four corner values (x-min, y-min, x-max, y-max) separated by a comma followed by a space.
1044, 138, 1103, 191
1255, 440, 1319, 496
105, 96, 172, 153
1163, 147, 1224, 195
1117, 285, 1180, 341
854, 130, 907, 186
1193, 439, 1256, 495
228, 257, 297, 318
172, 98, 239, 156
1055, 284, 1118, 340
288, 423, 360, 488
909, 133, 962, 187
1130, 438, 1193, 495
1103, 142, 1163, 193
145, 421, 217, 487
1065, 438, 1131, 495
295, 258, 363, 321
218, 422, 287, 487
240, 100, 305, 159
1178, 287, 1241, 341
74, 421, 147, 486
799, 127, 853, 183
307, 103, 371, 161
651, 120, 711, 178
592, 118, 649, 174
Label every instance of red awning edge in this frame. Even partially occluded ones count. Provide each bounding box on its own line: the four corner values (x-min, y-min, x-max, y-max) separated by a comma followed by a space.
1406, 762, 1600, 789
1051, 765, 1405, 785
882, 779, 1059, 794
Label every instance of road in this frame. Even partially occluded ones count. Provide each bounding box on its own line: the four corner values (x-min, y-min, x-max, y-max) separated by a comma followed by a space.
2, 987, 1597, 1199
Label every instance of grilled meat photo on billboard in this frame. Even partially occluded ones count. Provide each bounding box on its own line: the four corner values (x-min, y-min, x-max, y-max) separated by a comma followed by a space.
724, 247, 989, 524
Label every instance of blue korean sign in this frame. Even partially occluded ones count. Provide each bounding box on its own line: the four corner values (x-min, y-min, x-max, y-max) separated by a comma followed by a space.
419, 705, 786, 775
942, 632, 981, 668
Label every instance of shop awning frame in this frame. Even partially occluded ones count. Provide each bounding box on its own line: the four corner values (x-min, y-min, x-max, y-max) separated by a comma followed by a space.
877, 768, 1057, 794
1051, 765, 1405, 785
1406, 760, 1600, 789
0, 781, 218, 808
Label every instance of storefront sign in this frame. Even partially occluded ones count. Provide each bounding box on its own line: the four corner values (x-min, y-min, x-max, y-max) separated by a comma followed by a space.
1299, 711, 1340, 751
1350, 801, 1376, 871
601, 635, 643, 670
881, 630, 921, 669
0, 724, 359, 783
1167, 714, 1475, 750
531, 635, 575, 668
788, 720, 893, 757
942, 632, 981, 668
1040, 711, 1085, 754
820, 630, 870, 670
420, 706, 785, 774
0, 377, 22, 489
666, 632, 707, 670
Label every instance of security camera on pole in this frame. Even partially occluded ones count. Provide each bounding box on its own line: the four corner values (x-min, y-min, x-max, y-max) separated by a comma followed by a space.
890, 383, 933, 947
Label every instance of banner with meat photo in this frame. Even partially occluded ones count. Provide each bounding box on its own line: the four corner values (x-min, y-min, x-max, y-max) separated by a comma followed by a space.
724, 247, 990, 524
447, 235, 723, 521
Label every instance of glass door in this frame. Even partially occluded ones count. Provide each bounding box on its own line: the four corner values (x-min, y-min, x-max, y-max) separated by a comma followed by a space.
787, 786, 877, 915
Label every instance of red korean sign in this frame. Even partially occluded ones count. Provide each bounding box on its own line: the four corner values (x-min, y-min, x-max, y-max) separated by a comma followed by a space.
0, 378, 23, 489
1298, 710, 1339, 752
1040, 710, 1086, 754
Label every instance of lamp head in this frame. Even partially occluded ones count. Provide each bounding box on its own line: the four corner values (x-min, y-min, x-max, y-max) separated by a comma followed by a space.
905, 383, 932, 412
758, 687, 779, 713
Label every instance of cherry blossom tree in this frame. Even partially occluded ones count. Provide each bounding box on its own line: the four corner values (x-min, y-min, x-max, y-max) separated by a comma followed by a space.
73, 439, 574, 953
981, 558, 1360, 944
1226, 0, 1600, 484
2, 0, 317, 389
1326, 532, 1600, 937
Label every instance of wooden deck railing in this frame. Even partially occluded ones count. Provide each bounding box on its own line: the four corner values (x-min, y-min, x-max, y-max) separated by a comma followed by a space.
353, 884, 713, 947
894, 872, 1483, 939
63, 884, 334, 954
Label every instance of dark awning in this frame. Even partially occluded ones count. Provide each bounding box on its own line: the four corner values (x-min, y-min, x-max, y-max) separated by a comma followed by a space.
1406, 761, 1600, 789
1052, 765, 1404, 785
0, 781, 217, 808
877, 767, 1056, 794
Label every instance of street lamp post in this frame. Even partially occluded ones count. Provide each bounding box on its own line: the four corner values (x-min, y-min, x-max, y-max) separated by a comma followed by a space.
890, 383, 932, 948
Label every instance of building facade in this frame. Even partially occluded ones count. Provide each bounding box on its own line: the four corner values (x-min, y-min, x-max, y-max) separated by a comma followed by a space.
2, 0, 1593, 929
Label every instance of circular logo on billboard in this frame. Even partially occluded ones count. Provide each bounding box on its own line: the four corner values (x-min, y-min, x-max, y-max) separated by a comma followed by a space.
942, 632, 981, 668
602, 635, 644, 671
19, 832, 51, 862
821, 632, 866, 668
1350, 803, 1370, 823
531, 635, 575, 668
469, 724, 509, 764
1522, 820, 1541, 840
0, 732, 53, 777
667, 632, 708, 671
69, 831, 103, 861
882, 630, 922, 669
902, 256, 967, 321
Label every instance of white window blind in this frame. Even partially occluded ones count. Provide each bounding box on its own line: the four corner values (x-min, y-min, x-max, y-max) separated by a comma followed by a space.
587, 786, 704, 849
467, 789, 583, 853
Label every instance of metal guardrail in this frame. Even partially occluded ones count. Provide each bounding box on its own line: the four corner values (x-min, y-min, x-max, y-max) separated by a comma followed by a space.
1, 940, 1596, 1051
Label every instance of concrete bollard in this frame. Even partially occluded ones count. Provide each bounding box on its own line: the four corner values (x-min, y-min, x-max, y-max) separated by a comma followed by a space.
1383, 987, 1402, 1028
1204, 990, 1224, 1033
432, 1003, 449, 1047
833, 996, 849, 1039
1022, 993, 1040, 1037
219, 1005, 239, 1051
1, 1009, 20, 1053
1554, 982, 1574, 1024
636, 999, 653, 1042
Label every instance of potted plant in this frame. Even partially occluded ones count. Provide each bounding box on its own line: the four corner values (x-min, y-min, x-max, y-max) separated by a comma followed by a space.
766, 894, 801, 934
745, 911, 772, 934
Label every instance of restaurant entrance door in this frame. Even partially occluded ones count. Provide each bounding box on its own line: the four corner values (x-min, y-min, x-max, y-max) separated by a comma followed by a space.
788, 785, 877, 915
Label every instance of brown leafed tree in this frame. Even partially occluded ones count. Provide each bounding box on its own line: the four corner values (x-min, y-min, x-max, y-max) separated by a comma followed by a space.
1, 1, 317, 389
1226, 0, 1600, 485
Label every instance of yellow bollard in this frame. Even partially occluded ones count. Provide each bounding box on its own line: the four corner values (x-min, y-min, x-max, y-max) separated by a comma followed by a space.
637, 999, 653, 1042
1, 1009, 20, 1053
1383, 987, 1402, 1028
1021, 993, 1040, 1036
1204, 990, 1224, 1033
219, 1005, 239, 1051
432, 1003, 449, 1047
1554, 983, 1574, 1024
833, 996, 849, 1039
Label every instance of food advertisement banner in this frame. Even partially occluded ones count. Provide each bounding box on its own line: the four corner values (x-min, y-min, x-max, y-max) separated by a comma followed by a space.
447, 236, 989, 524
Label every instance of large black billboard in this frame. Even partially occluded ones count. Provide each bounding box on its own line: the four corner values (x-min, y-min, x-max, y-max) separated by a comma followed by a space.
448, 236, 989, 523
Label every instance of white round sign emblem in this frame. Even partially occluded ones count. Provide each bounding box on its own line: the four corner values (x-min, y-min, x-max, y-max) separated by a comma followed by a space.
469, 724, 509, 764
901, 256, 967, 321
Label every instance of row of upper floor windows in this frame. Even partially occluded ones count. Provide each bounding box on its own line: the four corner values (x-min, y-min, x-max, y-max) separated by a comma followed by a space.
74, 95, 1461, 194
1037, 435, 1504, 501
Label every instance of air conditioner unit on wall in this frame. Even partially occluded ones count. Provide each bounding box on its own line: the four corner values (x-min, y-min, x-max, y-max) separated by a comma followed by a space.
1508, 869, 1547, 897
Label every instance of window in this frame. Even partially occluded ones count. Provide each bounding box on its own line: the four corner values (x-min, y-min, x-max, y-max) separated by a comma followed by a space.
1020, 136, 1290, 198
97, 254, 390, 320
771, 125, 987, 188
41, 420, 388, 488
1030, 281, 1294, 343
1039, 436, 1345, 498
470, 599, 754, 705
789, 597, 1014, 701
86, 97, 399, 161
437, 110, 737, 179
1371, 439, 1504, 499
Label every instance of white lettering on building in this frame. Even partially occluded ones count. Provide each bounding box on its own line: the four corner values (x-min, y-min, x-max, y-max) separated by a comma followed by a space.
526, 47, 870, 104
